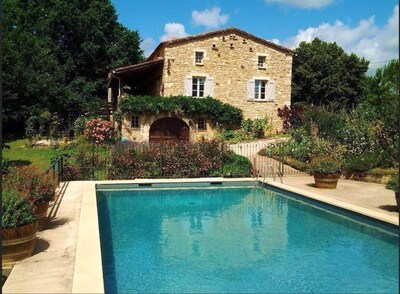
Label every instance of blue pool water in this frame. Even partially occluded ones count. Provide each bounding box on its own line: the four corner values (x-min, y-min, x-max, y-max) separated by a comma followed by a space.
97, 186, 399, 293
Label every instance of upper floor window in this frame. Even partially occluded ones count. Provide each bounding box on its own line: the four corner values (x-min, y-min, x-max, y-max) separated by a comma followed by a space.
258, 56, 266, 68
192, 77, 205, 97
255, 80, 267, 99
184, 75, 214, 97
247, 79, 275, 101
195, 51, 204, 65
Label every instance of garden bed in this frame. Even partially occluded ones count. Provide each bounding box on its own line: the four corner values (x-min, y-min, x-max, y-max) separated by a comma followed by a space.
258, 147, 396, 185
342, 168, 398, 184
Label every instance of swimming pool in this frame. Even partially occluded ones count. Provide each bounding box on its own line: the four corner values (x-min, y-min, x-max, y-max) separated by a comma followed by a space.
96, 183, 399, 293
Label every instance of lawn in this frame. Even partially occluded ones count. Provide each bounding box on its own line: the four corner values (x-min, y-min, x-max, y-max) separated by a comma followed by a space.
3, 138, 59, 171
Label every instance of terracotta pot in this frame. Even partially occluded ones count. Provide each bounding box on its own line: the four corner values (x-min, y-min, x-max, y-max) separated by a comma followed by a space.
2, 221, 38, 266
33, 202, 50, 231
314, 173, 340, 189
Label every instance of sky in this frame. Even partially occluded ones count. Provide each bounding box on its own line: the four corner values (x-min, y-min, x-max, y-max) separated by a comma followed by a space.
111, 0, 399, 74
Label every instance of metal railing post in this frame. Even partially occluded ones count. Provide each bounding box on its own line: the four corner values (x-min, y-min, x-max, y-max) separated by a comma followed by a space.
91, 145, 95, 180
221, 142, 224, 175
60, 156, 64, 184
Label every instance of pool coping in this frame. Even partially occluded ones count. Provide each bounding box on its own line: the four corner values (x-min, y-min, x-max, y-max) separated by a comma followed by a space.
71, 177, 398, 293
264, 180, 399, 226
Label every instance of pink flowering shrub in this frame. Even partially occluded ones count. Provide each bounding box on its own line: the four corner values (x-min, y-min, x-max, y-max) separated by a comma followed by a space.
84, 118, 116, 144
107, 141, 241, 179
3, 165, 57, 205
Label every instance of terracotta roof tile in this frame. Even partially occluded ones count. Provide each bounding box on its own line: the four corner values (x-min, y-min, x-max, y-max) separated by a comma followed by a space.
112, 58, 164, 74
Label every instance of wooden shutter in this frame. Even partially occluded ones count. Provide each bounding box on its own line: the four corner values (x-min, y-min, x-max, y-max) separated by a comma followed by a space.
205, 77, 214, 97
184, 76, 192, 96
247, 80, 255, 100
266, 80, 276, 101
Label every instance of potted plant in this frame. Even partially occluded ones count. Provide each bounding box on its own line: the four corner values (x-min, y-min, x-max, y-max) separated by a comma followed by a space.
3, 166, 57, 230
2, 189, 38, 266
310, 157, 342, 189
385, 174, 399, 209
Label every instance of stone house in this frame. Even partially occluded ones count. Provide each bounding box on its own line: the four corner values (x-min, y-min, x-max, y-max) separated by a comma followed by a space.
107, 27, 293, 143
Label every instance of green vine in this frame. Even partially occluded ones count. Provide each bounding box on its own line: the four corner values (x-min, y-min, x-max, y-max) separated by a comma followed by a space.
119, 95, 243, 127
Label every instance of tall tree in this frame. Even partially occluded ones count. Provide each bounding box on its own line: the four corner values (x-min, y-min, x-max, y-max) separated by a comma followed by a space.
365, 59, 399, 134
291, 38, 369, 109
3, 0, 144, 132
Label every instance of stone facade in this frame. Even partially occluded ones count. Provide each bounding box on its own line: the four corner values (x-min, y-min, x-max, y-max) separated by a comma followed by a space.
121, 112, 217, 142
112, 27, 293, 142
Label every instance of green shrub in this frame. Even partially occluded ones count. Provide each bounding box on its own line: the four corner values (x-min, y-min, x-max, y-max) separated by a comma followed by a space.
300, 106, 347, 141
288, 129, 313, 162
25, 116, 38, 147
367, 168, 398, 177
2, 189, 36, 228
2, 157, 10, 173
219, 117, 271, 143
343, 152, 381, 172
385, 174, 399, 192
223, 152, 252, 177
73, 116, 87, 136
310, 157, 342, 174
220, 130, 235, 141
240, 117, 270, 139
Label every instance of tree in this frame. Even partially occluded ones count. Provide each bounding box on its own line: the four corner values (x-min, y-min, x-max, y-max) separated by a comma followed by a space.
291, 38, 369, 109
2, 0, 144, 133
364, 59, 399, 134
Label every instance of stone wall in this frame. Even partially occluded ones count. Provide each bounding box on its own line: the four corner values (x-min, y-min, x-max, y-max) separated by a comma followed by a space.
121, 113, 217, 142
160, 32, 292, 132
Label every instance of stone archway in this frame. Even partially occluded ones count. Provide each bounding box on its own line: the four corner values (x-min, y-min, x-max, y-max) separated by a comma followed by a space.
149, 117, 189, 143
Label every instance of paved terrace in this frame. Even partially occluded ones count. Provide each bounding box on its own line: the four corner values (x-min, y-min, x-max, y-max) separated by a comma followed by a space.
3, 177, 399, 293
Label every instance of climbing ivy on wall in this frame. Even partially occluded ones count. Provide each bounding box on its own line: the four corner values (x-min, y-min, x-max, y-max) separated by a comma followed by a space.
119, 95, 243, 127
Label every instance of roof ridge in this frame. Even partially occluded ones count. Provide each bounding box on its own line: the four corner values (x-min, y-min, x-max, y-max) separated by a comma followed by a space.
147, 27, 293, 61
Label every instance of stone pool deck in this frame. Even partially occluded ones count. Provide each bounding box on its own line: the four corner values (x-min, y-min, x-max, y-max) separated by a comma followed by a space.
3, 177, 399, 293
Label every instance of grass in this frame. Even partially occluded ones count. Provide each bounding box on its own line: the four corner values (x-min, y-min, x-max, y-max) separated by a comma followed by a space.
3, 138, 59, 171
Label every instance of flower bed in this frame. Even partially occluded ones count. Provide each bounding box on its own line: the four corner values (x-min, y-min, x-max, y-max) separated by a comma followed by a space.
107, 141, 252, 179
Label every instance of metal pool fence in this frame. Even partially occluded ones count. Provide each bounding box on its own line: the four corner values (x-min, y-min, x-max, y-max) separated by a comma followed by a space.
48, 141, 307, 181
226, 141, 307, 181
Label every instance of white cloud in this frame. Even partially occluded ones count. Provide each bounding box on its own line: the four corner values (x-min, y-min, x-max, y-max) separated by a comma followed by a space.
271, 38, 281, 45
192, 7, 229, 29
282, 5, 399, 73
265, 0, 334, 9
161, 23, 188, 42
140, 37, 156, 57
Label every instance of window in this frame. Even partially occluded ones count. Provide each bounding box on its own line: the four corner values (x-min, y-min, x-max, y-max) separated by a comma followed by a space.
255, 80, 267, 99
195, 51, 204, 65
184, 76, 214, 97
247, 79, 275, 101
192, 77, 205, 97
258, 56, 266, 68
198, 118, 206, 130
131, 115, 139, 128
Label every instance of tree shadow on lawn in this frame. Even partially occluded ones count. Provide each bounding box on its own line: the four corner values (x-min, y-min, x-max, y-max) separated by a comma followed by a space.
9, 160, 32, 167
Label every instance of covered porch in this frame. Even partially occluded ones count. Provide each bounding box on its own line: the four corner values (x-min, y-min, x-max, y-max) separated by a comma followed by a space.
107, 58, 164, 110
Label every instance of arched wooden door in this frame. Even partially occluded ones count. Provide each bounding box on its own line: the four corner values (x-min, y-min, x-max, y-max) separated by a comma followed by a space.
149, 117, 189, 143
